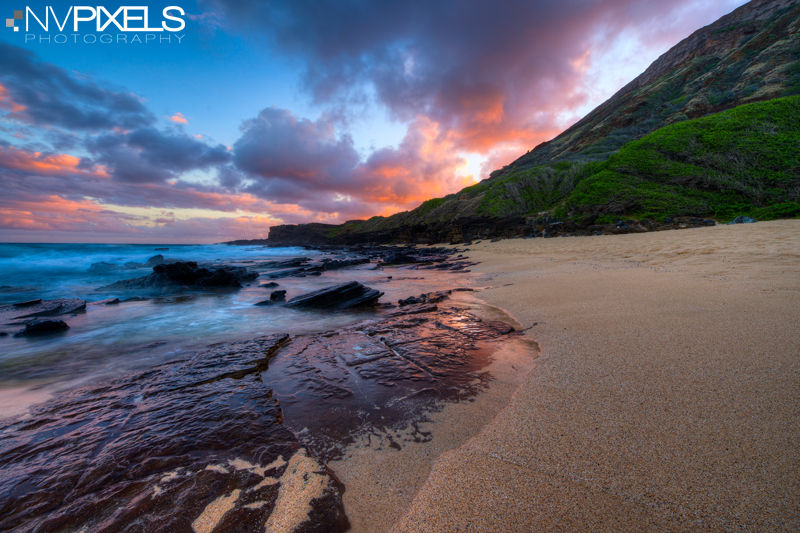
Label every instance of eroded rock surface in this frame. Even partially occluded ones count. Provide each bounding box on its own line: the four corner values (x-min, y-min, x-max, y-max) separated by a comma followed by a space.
0, 298, 86, 332
0, 335, 349, 533
285, 281, 384, 310
263, 301, 516, 460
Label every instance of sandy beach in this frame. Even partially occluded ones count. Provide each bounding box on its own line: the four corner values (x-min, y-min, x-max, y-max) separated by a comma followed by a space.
392, 220, 800, 531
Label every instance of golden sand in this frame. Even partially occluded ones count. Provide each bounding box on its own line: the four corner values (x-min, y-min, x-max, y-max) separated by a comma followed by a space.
393, 220, 800, 531
191, 489, 241, 533
265, 449, 332, 533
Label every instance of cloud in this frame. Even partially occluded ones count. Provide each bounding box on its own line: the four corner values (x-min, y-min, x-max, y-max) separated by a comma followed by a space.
0, 145, 107, 178
231, 107, 472, 216
87, 127, 232, 183
0, 41, 154, 131
169, 112, 189, 124
204, 0, 748, 162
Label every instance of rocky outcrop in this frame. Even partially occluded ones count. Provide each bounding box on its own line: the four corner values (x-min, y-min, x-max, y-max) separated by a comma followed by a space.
265, 215, 719, 246
270, 290, 287, 302
98, 261, 258, 292
286, 282, 384, 310
0, 299, 86, 332
13, 318, 69, 337
0, 335, 349, 533
263, 302, 518, 459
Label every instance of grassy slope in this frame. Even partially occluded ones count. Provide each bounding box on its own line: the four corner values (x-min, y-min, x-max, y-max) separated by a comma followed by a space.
357, 96, 800, 232
564, 95, 800, 221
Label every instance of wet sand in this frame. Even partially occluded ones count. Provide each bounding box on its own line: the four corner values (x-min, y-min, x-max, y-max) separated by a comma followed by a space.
328, 296, 538, 531
395, 220, 800, 531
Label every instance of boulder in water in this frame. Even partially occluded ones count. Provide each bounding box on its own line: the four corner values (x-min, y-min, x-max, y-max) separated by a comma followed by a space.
98, 261, 258, 291
286, 281, 383, 310
144, 254, 165, 267
270, 290, 287, 302
14, 318, 69, 337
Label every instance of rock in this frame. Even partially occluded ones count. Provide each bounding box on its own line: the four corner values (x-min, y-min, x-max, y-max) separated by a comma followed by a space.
286, 281, 384, 310
123, 261, 144, 269
728, 216, 757, 224
90, 298, 121, 306
322, 258, 370, 270
266, 267, 307, 279
12, 299, 42, 307
270, 290, 287, 302
0, 335, 349, 532
0, 298, 86, 325
0, 332, 8, 337
154, 247, 169, 251
263, 305, 517, 460
490, 237, 502, 242
14, 318, 69, 337
98, 261, 258, 292
383, 253, 416, 264
398, 290, 451, 306
254, 300, 275, 306
261, 282, 280, 288
254, 258, 312, 270
144, 254, 165, 267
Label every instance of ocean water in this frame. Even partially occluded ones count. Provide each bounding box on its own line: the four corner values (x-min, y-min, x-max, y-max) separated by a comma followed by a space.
0, 243, 465, 388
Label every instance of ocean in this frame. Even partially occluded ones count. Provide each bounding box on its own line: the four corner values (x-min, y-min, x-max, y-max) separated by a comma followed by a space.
0, 243, 455, 387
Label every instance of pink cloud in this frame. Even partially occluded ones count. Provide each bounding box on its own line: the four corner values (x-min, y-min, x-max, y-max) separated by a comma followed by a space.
169, 112, 189, 124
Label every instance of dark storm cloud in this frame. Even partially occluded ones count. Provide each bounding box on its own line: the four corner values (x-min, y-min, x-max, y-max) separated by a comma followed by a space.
233, 107, 360, 190
202, 0, 736, 151
0, 41, 154, 131
87, 127, 232, 183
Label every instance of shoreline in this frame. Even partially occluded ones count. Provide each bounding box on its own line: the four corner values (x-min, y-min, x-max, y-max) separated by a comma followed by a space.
328, 293, 539, 531
0, 246, 531, 531
395, 220, 800, 531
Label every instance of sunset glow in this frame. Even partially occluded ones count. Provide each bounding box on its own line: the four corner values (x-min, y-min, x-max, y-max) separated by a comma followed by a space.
0, 0, 748, 242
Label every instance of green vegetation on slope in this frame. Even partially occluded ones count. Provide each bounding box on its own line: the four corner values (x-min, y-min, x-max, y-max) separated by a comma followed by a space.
356, 96, 800, 232
564, 96, 800, 221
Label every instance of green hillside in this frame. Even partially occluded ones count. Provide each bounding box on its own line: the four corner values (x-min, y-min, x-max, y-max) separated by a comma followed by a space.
562, 96, 800, 222
356, 96, 800, 232
491, 0, 800, 177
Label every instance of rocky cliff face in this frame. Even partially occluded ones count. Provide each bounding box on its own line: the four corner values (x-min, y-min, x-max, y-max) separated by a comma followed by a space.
491, 0, 800, 176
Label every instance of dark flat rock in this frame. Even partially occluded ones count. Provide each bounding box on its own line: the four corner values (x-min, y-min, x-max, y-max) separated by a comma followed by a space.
0, 298, 86, 325
0, 335, 349, 533
263, 303, 517, 460
286, 281, 383, 310
13, 318, 69, 337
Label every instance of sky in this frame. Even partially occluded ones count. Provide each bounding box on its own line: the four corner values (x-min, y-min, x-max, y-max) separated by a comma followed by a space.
0, 0, 748, 243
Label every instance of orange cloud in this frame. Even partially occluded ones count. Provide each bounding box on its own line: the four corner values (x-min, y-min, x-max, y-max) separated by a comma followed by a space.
0, 83, 26, 113
169, 112, 188, 124
0, 146, 109, 178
